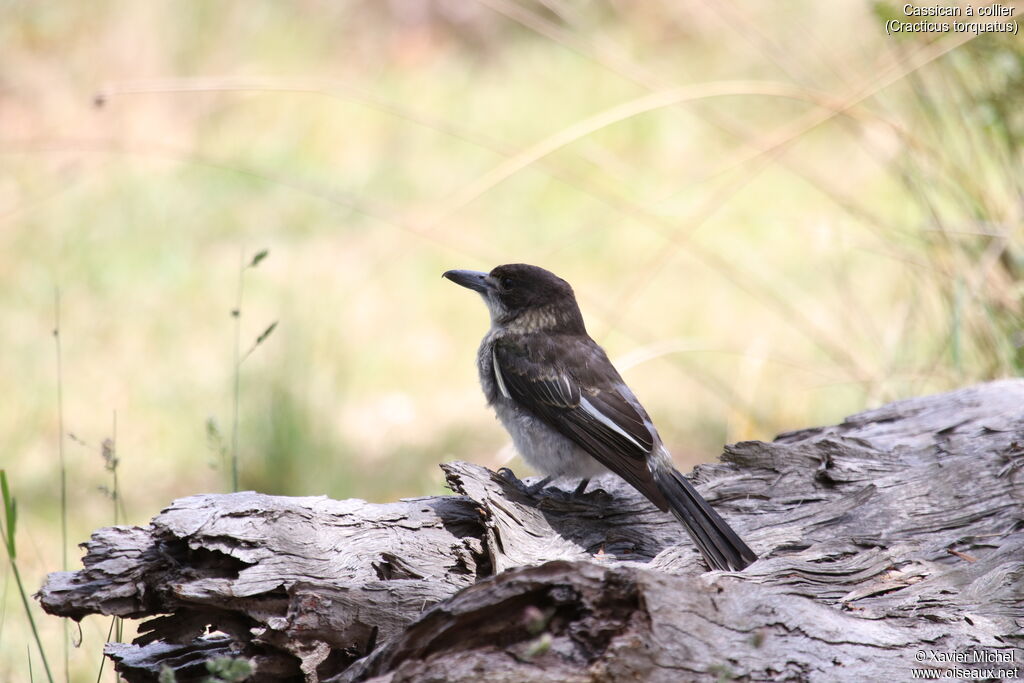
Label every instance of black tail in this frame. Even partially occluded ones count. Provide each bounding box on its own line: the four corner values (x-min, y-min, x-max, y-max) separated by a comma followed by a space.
652, 467, 757, 571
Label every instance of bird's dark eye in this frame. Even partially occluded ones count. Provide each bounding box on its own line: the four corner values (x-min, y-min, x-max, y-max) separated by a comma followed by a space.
500, 276, 515, 290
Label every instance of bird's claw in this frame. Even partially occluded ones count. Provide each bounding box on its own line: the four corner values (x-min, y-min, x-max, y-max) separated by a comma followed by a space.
496, 468, 551, 496
496, 467, 518, 483
523, 476, 553, 496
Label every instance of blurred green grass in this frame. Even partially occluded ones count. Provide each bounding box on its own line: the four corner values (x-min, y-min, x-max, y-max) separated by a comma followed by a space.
1, 1, 1021, 680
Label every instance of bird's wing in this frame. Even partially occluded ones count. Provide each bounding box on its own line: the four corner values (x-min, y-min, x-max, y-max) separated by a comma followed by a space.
492, 335, 668, 509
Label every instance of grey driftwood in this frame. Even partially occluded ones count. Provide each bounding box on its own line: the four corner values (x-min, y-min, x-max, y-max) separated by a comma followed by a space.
37, 380, 1024, 681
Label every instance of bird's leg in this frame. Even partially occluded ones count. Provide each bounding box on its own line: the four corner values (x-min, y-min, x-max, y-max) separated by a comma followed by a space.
524, 476, 553, 495
497, 468, 552, 495
572, 478, 591, 497
496, 467, 524, 487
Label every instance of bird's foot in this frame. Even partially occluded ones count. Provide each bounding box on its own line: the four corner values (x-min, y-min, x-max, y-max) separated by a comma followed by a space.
523, 476, 553, 496
496, 468, 552, 496
570, 480, 614, 517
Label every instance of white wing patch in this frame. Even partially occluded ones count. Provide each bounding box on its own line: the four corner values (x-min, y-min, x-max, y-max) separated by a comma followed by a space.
579, 395, 646, 451
492, 347, 511, 399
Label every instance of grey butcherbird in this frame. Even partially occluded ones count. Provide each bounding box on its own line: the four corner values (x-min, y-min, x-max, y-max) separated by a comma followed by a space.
443, 263, 757, 571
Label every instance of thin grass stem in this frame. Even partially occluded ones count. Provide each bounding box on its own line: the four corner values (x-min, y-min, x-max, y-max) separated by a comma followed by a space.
231, 248, 243, 493
1, 472, 54, 683
53, 288, 69, 682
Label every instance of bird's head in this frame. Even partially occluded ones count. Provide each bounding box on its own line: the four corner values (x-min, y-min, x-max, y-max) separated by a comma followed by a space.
443, 263, 586, 333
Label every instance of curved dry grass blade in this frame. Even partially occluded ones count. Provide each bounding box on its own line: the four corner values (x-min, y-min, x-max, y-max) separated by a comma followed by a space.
418, 81, 849, 231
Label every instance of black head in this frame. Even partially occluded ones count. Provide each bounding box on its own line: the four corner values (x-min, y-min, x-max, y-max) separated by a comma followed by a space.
443, 263, 585, 332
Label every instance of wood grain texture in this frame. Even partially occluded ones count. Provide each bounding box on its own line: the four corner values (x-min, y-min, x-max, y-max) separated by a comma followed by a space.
37, 380, 1024, 682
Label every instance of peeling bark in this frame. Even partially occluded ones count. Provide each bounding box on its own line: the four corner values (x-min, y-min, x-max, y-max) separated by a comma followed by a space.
38, 380, 1024, 681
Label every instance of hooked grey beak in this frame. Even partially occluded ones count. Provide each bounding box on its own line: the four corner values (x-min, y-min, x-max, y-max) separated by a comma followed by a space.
442, 269, 490, 293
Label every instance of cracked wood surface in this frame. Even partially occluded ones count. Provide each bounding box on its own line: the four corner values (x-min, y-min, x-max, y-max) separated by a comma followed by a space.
37, 380, 1024, 681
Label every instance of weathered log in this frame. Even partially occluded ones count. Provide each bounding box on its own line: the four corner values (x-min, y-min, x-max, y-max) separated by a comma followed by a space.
37, 380, 1024, 681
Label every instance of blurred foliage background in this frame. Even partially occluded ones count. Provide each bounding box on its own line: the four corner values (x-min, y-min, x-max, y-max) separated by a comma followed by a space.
1, 0, 1022, 680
